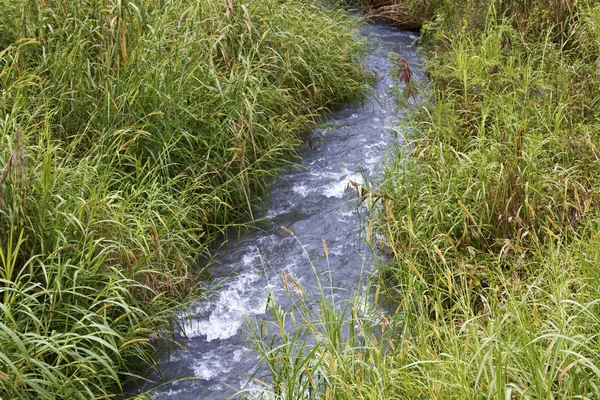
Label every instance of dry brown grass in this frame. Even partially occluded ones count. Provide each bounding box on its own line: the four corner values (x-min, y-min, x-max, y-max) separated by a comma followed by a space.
363, 0, 432, 30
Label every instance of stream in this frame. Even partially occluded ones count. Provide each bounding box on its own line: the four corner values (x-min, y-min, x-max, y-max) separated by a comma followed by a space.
136, 19, 423, 400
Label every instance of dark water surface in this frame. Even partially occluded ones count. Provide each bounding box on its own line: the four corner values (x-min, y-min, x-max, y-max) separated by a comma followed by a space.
136, 20, 423, 399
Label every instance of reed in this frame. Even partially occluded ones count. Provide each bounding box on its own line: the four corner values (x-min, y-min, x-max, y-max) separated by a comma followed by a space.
0, 0, 368, 397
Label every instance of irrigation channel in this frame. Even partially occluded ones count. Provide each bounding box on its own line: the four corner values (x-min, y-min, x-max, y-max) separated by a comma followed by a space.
137, 20, 423, 399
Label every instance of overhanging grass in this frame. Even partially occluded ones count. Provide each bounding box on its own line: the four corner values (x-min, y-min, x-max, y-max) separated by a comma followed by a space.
247, 0, 600, 398
0, 0, 369, 397
373, 0, 600, 396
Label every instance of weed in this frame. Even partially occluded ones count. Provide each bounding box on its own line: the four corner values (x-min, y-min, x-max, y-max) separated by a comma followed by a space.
0, 0, 369, 397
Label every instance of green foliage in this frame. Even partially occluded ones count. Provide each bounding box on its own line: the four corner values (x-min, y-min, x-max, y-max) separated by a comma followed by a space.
247, 232, 600, 399
0, 0, 368, 397
249, 0, 600, 398
244, 233, 403, 400
378, 0, 600, 306
372, 0, 600, 397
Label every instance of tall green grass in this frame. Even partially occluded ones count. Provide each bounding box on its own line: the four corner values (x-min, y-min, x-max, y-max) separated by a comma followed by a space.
248, 0, 600, 398
0, 0, 369, 397
243, 232, 401, 400
377, 0, 600, 309
373, 0, 600, 396
372, 1, 600, 394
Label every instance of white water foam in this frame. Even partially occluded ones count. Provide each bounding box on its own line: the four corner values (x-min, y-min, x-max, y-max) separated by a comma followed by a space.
233, 349, 244, 362
322, 171, 364, 198
329, 244, 344, 256
237, 378, 269, 398
192, 353, 233, 380
152, 388, 184, 398
292, 183, 310, 197
182, 270, 268, 342
191, 346, 258, 383
242, 251, 260, 267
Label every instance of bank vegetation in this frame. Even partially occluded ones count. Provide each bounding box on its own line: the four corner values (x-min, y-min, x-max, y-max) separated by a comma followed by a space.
251, 0, 600, 398
0, 0, 368, 397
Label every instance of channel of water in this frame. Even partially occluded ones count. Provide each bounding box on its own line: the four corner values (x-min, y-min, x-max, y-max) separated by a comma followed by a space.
134, 19, 423, 399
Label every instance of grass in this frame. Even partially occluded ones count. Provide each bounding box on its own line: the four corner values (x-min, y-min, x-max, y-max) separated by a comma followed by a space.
0, 0, 369, 398
243, 230, 397, 400
247, 0, 600, 398
370, 1, 600, 396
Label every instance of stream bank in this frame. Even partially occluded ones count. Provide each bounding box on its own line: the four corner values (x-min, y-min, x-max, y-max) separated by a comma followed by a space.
0, 1, 368, 398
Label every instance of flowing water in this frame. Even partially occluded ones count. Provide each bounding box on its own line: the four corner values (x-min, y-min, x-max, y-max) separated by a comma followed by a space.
135, 20, 423, 400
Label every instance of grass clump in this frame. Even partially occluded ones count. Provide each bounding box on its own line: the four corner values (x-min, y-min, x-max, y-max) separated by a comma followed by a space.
378, 0, 600, 310
249, 0, 600, 398
0, 0, 369, 398
244, 234, 403, 400
373, 0, 600, 397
